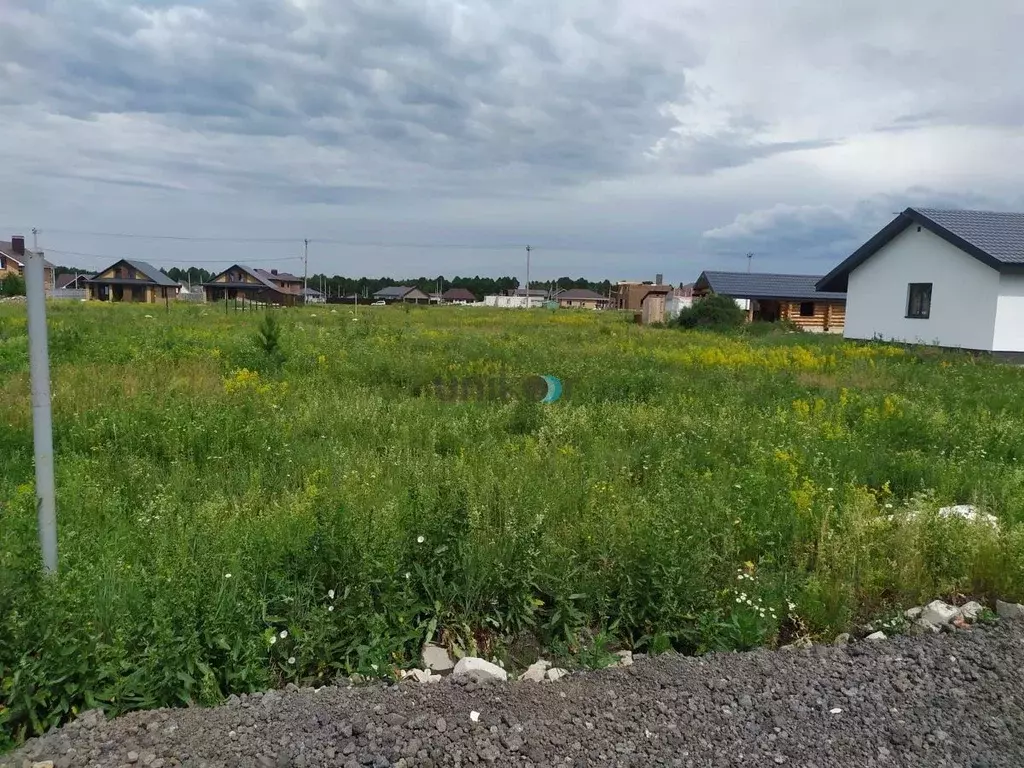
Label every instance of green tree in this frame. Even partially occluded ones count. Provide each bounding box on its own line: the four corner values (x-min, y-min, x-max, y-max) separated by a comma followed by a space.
0, 273, 26, 296
674, 294, 746, 330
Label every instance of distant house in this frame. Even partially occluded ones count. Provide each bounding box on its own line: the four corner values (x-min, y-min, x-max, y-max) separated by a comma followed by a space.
302, 286, 326, 304
203, 265, 299, 305
56, 273, 94, 290
86, 259, 180, 303
817, 207, 1024, 352
555, 288, 610, 310
441, 287, 478, 304
694, 271, 846, 333
614, 277, 672, 324
372, 286, 430, 303
0, 237, 56, 291
665, 284, 694, 320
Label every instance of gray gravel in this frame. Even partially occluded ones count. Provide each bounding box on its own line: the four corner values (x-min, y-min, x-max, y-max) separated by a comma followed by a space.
6, 623, 1024, 768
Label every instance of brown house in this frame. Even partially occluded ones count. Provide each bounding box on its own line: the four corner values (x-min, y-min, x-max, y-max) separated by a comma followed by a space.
614, 277, 673, 324
556, 288, 611, 310
86, 259, 180, 303
693, 271, 846, 333
0, 237, 56, 291
441, 287, 478, 304
203, 264, 299, 305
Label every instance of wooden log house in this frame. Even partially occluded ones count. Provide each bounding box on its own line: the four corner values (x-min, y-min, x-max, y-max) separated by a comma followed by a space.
693, 271, 847, 333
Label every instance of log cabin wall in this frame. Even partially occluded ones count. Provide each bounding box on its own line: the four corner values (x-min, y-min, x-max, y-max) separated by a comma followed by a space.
778, 300, 846, 333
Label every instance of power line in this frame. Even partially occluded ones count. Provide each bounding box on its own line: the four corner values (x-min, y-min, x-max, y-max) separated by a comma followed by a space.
43, 247, 303, 265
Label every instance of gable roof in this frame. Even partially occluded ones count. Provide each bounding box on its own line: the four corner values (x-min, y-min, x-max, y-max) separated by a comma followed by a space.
374, 285, 415, 298
817, 207, 1024, 292
0, 241, 56, 270
696, 271, 846, 301
88, 259, 178, 287
441, 287, 477, 301
557, 288, 609, 300
201, 264, 287, 292
56, 273, 94, 289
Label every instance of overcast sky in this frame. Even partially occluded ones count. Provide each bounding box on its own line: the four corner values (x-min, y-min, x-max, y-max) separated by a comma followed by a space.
2, 0, 1022, 284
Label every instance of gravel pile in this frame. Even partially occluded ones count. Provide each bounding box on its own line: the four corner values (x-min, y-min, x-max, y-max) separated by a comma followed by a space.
6, 622, 1024, 768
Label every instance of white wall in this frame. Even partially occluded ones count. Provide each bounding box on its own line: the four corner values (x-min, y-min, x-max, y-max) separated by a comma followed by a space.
993, 274, 1024, 352
844, 226, 1000, 350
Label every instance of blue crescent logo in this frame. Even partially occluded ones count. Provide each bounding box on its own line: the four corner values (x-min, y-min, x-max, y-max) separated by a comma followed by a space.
539, 375, 563, 403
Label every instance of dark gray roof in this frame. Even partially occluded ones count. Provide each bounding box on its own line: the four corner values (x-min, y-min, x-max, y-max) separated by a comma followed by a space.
202, 265, 285, 292
124, 260, 178, 287
818, 207, 1024, 291
696, 271, 845, 301
915, 209, 1024, 264
557, 288, 609, 300
56, 273, 94, 289
374, 285, 415, 298
0, 241, 56, 269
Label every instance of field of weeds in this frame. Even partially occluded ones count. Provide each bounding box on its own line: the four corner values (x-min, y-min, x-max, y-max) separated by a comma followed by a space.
2, 301, 1024, 745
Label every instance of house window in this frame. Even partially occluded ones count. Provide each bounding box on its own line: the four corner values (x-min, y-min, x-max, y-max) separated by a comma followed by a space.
799, 302, 815, 317
906, 283, 932, 319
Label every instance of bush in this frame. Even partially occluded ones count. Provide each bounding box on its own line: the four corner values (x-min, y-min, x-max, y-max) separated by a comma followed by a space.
0, 274, 25, 296
674, 294, 746, 330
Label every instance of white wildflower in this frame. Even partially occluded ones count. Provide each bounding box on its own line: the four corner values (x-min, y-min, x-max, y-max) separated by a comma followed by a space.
270, 635, 277, 645
288, 657, 296, 665
328, 589, 335, 599
827, 487, 835, 493
280, 630, 288, 639
787, 601, 797, 612
417, 535, 425, 544
328, 605, 334, 612
224, 573, 232, 579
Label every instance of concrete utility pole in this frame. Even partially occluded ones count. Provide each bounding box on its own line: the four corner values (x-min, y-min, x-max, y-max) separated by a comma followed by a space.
20, 231, 58, 573
525, 245, 532, 309
303, 239, 309, 306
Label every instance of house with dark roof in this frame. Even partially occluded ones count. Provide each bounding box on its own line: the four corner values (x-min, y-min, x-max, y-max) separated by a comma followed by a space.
1, 237, 56, 291
441, 287, 478, 304
57, 273, 94, 290
694, 271, 846, 333
202, 265, 299, 305
817, 207, 1024, 351
372, 286, 430, 303
555, 288, 611, 310
86, 259, 180, 303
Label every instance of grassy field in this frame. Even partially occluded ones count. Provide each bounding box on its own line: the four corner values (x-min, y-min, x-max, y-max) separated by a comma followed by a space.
2, 301, 1024, 744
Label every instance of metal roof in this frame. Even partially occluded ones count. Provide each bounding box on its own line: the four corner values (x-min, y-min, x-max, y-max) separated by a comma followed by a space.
696, 271, 845, 301
818, 207, 1024, 292
557, 288, 609, 300
441, 287, 477, 301
374, 285, 415, 298
87, 259, 178, 287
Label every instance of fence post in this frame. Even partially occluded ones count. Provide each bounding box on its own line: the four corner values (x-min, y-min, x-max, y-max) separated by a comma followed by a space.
19, 235, 58, 573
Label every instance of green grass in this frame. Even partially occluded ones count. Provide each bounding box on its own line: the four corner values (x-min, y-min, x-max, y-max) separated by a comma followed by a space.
2, 301, 1024, 745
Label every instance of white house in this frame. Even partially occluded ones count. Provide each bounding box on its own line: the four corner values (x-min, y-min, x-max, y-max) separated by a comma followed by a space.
817, 207, 1024, 352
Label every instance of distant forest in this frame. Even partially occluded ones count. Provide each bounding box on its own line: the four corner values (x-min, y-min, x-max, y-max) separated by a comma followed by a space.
52, 264, 617, 300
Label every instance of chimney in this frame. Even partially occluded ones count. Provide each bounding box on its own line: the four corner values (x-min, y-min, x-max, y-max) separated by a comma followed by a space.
11, 235, 25, 255
271, 269, 278, 275
655, 273, 663, 285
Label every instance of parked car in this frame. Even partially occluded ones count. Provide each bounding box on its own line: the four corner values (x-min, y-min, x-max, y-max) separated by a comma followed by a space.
371, 300, 386, 306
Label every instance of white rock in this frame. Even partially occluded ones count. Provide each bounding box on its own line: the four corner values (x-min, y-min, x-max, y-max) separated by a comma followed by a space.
829, 708, 843, 715
421, 644, 454, 673
996, 599, 1024, 620
920, 600, 958, 626
519, 660, 550, 683
865, 631, 887, 641
957, 601, 985, 622
615, 650, 633, 667
937, 504, 999, 527
410, 669, 435, 684
904, 607, 923, 620
914, 619, 941, 634
32, 762, 55, 768
545, 667, 568, 682
452, 656, 508, 682
469, 711, 480, 722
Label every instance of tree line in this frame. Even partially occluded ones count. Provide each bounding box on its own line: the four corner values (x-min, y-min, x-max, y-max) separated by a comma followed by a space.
46, 263, 619, 301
